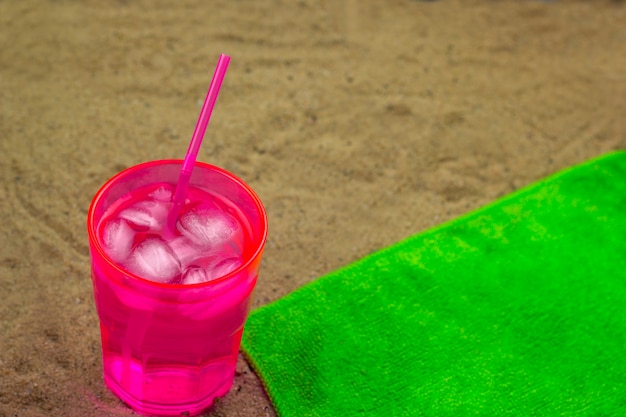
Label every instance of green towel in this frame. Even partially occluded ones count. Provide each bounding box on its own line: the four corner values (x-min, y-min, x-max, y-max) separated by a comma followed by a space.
241, 151, 626, 417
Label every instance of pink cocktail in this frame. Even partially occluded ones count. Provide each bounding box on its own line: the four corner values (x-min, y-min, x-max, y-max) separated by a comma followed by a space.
87, 160, 267, 416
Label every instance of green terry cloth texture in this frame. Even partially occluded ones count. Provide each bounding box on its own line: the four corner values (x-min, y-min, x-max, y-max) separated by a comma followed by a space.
241, 151, 626, 417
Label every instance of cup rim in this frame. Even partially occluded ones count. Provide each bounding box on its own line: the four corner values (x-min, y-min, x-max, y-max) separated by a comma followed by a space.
87, 159, 268, 289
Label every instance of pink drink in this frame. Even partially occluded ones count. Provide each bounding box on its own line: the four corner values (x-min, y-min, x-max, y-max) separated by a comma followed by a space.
87, 160, 267, 416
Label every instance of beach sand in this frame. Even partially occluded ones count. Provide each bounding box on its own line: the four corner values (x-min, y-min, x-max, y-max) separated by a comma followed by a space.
1, 0, 625, 415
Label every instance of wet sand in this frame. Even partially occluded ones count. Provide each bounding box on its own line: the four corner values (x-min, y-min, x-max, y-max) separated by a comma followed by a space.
1, 0, 625, 415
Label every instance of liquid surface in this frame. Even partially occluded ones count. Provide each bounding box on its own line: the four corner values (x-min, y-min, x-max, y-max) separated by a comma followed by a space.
98, 183, 250, 284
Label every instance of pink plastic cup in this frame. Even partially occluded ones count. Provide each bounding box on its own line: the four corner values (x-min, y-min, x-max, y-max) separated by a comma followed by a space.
87, 160, 267, 416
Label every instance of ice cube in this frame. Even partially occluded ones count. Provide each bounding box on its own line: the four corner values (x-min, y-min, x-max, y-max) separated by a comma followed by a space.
206, 257, 242, 280
119, 200, 168, 231
177, 205, 239, 248
181, 266, 209, 285
127, 238, 181, 283
148, 185, 173, 202
168, 236, 203, 269
101, 218, 135, 263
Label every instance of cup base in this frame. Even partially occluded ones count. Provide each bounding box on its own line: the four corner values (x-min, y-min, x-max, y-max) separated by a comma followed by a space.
103, 355, 234, 416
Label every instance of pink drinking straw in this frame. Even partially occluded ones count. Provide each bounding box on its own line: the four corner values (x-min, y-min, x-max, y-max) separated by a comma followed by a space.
167, 54, 231, 234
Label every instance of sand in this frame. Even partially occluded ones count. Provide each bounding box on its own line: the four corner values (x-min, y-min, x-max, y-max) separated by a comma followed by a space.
1, 0, 625, 416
